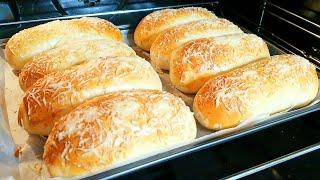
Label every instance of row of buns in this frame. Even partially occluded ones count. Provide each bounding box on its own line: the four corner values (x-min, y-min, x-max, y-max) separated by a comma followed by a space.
4, 7, 318, 178
133, 8, 318, 129
134, 7, 270, 94
5, 17, 196, 177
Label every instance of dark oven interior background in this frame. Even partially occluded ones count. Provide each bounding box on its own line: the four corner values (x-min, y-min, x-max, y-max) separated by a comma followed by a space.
0, 0, 319, 23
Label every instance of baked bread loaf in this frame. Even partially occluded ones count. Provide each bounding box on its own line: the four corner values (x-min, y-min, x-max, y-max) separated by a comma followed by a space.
170, 34, 270, 94
134, 7, 217, 51
150, 19, 243, 70
18, 56, 162, 136
5, 17, 123, 70
43, 90, 196, 177
193, 54, 318, 130
19, 39, 136, 91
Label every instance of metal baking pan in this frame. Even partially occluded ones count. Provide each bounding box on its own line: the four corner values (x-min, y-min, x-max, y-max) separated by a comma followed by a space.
0, 2, 319, 179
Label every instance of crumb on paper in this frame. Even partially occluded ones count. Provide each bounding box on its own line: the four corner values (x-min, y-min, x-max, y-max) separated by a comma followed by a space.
14, 146, 21, 158
28, 163, 43, 176
34, 163, 43, 173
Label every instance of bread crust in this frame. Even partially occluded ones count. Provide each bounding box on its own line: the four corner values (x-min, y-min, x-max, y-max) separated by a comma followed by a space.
193, 55, 319, 130
134, 7, 217, 51
170, 34, 270, 94
43, 90, 196, 177
18, 56, 162, 136
19, 40, 136, 91
5, 17, 123, 70
150, 19, 243, 70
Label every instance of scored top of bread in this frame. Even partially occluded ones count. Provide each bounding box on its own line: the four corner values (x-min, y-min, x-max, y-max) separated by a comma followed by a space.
150, 18, 243, 70
5, 17, 123, 70
134, 7, 217, 51
43, 90, 196, 177
18, 56, 162, 136
193, 55, 318, 130
19, 39, 136, 91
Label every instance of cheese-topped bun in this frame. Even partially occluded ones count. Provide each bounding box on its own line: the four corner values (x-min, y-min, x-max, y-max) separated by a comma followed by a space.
18, 56, 162, 136
19, 39, 136, 91
43, 90, 196, 177
5, 17, 123, 70
134, 7, 217, 51
170, 34, 270, 94
150, 18, 243, 70
194, 55, 318, 130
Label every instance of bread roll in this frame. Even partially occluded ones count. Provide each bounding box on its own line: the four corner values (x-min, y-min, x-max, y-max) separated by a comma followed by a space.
43, 90, 196, 177
194, 55, 318, 130
19, 40, 136, 91
5, 17, 123, 70
18, 57, 162, 136
170, 34, 270, 94
134, 7, 217, 51
150, 19, 243, 70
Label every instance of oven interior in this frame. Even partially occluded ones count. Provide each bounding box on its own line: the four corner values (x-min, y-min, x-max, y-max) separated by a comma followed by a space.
0, 0, 319, 179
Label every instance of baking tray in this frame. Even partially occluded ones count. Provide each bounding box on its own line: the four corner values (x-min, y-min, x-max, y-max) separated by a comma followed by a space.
0, 2, 320, 179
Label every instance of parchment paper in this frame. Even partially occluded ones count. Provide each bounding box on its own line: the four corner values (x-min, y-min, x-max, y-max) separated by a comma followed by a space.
0, 56, 19, 179
0, 30, 319, 179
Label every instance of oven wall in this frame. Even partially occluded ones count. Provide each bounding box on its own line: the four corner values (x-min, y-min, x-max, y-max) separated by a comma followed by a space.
221, 0, 320, 66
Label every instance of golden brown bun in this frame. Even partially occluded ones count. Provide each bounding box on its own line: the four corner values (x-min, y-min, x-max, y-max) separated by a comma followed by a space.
170, 34, 270, 94
18, 56, 162, 136
19, 39, 136, 91
150, 19, 243, 70
134, 7, 217, 51
43, 90, 196, 177
5, 17, 123, 70
194, 54, 318, 130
